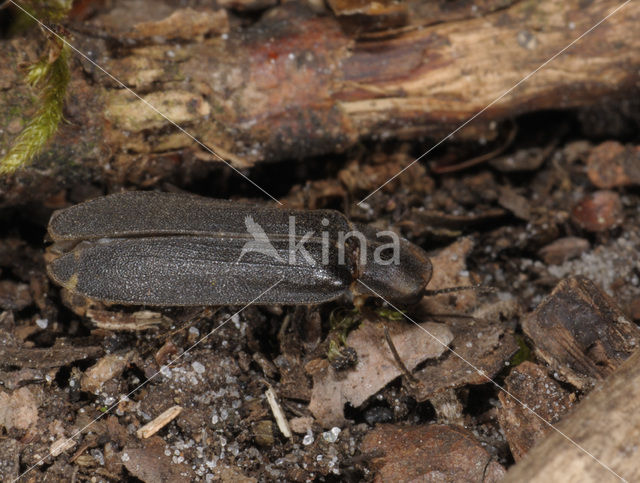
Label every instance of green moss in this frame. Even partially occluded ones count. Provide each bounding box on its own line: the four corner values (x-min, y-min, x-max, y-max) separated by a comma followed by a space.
0, 0, 73, 175
329, 307, 360, 345
0, 42, 70, 174
510, 335, 534, 366
375, 307, 406, 321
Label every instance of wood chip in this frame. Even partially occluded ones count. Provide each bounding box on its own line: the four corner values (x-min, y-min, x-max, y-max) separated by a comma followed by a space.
504, 349, 640, 482
136, 406, 183, 439
362, 424, 506, 482
538, 237, 590, 265
265, 387, 292, 439
87, 309, 170, 331
50, 437, 77, 457
522, 276, 640, 390
81, 351, 135, 393
0, 345, 104, 369
497, 362, 574, 460
132, 8, 229, 39
411, 314, 518, 401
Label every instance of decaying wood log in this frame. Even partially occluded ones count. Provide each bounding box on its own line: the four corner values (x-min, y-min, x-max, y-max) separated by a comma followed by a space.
503, 348, 640, 482
1, 0, 638, 204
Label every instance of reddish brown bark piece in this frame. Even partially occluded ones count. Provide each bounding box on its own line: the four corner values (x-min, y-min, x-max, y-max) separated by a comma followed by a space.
1, 0, 639, 203
362, 424, 506, 482
504, 349, 640, 482
538, 237, 590, 265
497, 362, 574, 461
522, 276, 640, 391
0, 344, 104, 369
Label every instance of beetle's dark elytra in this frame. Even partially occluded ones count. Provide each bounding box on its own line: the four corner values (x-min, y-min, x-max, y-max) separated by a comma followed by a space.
47, 191, 432, 306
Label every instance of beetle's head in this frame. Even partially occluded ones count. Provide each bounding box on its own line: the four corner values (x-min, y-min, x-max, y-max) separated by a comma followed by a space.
351, 233, 432, 306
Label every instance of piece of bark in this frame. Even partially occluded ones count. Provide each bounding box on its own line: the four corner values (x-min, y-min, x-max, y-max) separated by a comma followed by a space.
217, 0, 277, 12
130, 8, 228, 40
0, 344, 104, 369
136, 405, 183, 439
86, 308, 169, 331
404, 237, 519, 400
81, 2, 228, 39
538, 237, 590, 265
328, 0, 409, 33
362, 424, 506, 482
81, 351, 135, 393
1, 0, 639, 204
498, 186, 531, 221
497, 362, 575, 461
410, 314, 519, 401
503, 348, 640, 482
0, 368, 45, 390
399, 207, 507, 239
522, 276, 640, 391
121, 436, 194, 482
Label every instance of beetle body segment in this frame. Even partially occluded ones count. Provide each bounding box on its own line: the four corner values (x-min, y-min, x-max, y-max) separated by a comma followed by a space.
49, 236, 351, 305
47, 191, 433, 306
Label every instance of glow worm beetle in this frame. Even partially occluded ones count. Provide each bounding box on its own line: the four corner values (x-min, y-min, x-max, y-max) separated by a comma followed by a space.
46, 191, 434, 307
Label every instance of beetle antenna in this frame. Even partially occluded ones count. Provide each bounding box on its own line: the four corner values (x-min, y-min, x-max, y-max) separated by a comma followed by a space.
382, 324, 419, 384
423, 284, 495, 297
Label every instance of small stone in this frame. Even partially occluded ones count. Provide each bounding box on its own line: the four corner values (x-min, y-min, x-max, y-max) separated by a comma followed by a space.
587, 141, 640, 188
321, 427, 341, 443
302, 431, 314, 446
